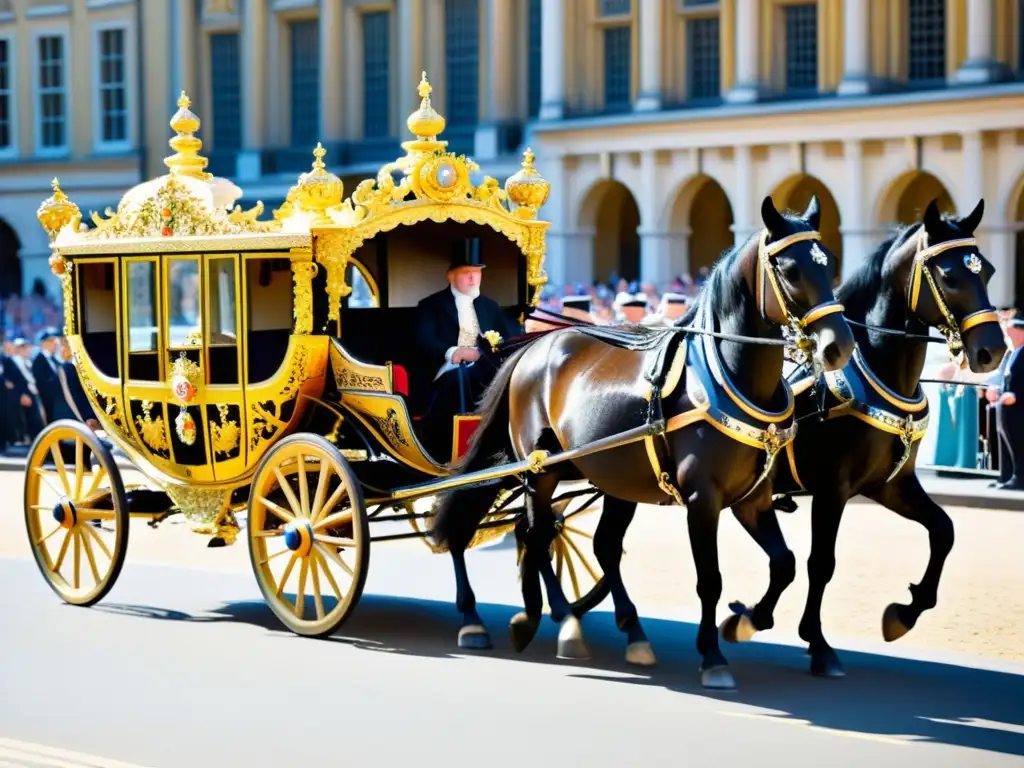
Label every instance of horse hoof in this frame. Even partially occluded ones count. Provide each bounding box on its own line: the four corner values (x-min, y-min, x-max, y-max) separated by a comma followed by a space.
556, 616, 591, 660
458, 625, 492, 650
719, 611, 757, 644
700, 665, 736, 690
881, 603, 911, 642
809, 648, 846, 677
508, 612, 540, 653
625, 641, 657, 667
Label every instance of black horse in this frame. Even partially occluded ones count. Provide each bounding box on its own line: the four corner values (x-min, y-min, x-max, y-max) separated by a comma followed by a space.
716, 198, 1006, 677
430, 195, 856, 690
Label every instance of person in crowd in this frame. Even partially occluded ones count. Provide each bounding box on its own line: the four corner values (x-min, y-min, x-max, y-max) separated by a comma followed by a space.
413, 238, 522, 457
9, 337, 45, 441
560, 295, 597, 324
31, 327, 62, 426
640, 292, 689, 327
988, 317, 1024, 490
614, 293, 649, 325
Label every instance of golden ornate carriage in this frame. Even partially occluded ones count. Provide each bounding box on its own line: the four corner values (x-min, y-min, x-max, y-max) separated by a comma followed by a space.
25, 76, 607, 637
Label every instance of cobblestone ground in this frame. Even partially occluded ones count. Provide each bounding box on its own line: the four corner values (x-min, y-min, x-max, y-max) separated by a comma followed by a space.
4, 467, 1021, 662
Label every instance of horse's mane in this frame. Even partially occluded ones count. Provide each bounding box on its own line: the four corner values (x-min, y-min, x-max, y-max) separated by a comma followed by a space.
836, 222, 920, 322
672, 234, 755, 329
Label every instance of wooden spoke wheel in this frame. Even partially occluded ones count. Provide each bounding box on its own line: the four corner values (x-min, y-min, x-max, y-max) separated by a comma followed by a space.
247, 434, 369, 637
551, 495, 609, 617
24, 420, 129, 606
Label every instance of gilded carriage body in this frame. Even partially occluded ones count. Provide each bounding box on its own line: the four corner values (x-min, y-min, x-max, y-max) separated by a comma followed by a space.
26, 75, 609, 637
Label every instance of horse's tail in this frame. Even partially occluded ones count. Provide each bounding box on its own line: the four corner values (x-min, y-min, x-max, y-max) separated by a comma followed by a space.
429, 344, 532, 549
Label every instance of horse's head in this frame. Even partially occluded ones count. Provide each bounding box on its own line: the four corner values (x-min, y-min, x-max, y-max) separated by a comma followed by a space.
895, 198, 1005, 373
757, 195, 855, 372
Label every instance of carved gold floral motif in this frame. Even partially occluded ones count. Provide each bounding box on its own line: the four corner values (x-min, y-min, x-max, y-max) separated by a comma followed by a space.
374, 408, 410, 448
210, 404, 240, 457
249, 343, 311, 453
334, 368, 387, 392
136, 401, 170, 453
291, 260, 318, 335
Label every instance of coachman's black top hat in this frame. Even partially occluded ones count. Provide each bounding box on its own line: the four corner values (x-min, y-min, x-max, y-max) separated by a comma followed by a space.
562, 295, 592, 313
449, 238, 485, 271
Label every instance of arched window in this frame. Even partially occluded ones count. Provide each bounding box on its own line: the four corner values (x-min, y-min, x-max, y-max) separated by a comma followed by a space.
907, 0, 946, 83
444, 0, 479, 128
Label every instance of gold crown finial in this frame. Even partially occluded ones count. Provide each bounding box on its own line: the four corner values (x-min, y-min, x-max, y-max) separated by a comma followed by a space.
505, 147, 549, 218
37, 176, 80, 241
312, 142, 327, 168
405, 71, 446, 145
164, 91, 209, 179
296, 143, 343, 225
417, 72, 432, 101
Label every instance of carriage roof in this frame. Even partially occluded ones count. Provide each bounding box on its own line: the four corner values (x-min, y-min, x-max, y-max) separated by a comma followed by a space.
36, 73, 553, 322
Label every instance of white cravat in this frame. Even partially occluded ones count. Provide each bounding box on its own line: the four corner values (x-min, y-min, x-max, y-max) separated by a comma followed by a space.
436, 286, 481, 380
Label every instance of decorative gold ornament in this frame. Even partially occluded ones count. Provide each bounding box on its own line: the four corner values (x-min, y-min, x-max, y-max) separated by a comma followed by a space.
291, 259, 318, 335
210, 404, 240, 457
169, 352, 201, 403
964, 253, 983, 274
297, 143, 344, 225
406, 72, 446, 146
175, 408, 197, 446
483, 330, 502, 353
504, 148, 550, 218
136, 401, 170, 453
164, 485, 231, 526
37, 178, 81, 241
164, 91, 210, 180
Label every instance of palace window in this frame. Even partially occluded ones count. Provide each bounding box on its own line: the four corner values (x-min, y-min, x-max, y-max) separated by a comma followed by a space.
210, 33, 241, 151
784, 2, 818, 93
97, 28, 127, 144
600, 0, 631, 15
290, 20, 319, 148
445, 0, 479, 127
907, 0, 946, 82
0, 39, 10, 150
687, 15, 720, 100
37, 35, 66, 150
363, 11, 390, 138
603, 25, 631, 111
528, 0, 541, 117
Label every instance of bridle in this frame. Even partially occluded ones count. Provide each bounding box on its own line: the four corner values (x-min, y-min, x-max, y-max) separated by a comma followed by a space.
906, 229, 1000, 363
755, 228, 844, 372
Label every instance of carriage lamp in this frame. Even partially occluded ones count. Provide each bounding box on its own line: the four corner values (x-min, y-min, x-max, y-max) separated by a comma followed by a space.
505, 148, 550, 218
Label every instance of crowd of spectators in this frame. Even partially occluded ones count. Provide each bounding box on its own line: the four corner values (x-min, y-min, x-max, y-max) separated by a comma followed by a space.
535, 269, 710, 324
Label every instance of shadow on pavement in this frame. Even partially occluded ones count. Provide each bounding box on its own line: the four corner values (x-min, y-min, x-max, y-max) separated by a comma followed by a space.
97, 593, 1024, 757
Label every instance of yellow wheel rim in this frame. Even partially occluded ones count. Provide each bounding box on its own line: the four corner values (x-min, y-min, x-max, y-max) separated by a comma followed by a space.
24, 422, 128, 606
552, 500, 604, 609
248, 435, 368, 637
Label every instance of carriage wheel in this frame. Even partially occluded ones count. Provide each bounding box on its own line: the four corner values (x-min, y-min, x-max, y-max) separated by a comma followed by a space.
551, 495, 610, 617
24, 420, 129, 606
247, 434, 370, 638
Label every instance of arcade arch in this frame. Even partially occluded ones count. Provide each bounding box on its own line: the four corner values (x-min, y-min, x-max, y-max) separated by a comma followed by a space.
578, 179, 641, 285
769, 175, 843, 272
877, 170, 956, 227
667, 175, 734, 276
0, 217, 22, 300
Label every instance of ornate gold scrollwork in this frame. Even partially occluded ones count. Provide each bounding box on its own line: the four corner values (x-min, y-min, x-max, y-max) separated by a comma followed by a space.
291, 259, 319, 335
136, 401, 170, 453
210, 403, 240, 457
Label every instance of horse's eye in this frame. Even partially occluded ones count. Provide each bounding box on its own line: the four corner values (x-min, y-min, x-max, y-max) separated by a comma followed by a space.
939, 268, 959, 290
780, 262, 801, 284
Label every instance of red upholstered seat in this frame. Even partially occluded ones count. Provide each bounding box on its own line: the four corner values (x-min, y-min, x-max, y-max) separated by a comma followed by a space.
392, 364, 409, 397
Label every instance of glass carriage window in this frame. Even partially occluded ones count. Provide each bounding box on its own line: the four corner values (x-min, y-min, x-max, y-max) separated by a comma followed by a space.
603, 25, 631, 112
126, 261, 157, 353
907, 0, 946, 82
528, 0, 541, 117
363, 11, 390, 138
784, 3, 817, 93
290, 20, 319, 148
98, 28, 127, 143
445, 0, 480, 127
37, 35, 66, 149
210, 33, 241, 151
167, 259, 201, 347
77, 261, 119, 378
207, 258, 237, 344
687, 16, 720, 101
0, 40, 11, 149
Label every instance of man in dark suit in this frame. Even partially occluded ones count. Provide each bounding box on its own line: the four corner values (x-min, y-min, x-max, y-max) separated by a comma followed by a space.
32, 327, 62, 426
9, 337, 45, 441
52, 336, 98, 427
991, 318, 1024, 490
413, 239, 522, 457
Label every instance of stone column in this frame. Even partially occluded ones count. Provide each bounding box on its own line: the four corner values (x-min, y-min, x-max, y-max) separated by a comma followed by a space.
239, 0, 268, 181
961, 131, 984, 211
639, 229, 690, 289
837, 0, 871, 95
396, 0, 425, 131
725, 0, 761, 104
476, 0, 516, 159
538, 0, 565, 120
954, 0, 1006, 84
171, 0, 196, 106
319, 0, 344, 146
635, 0, 663, 111
839, 140, 868, 281
731, 144, 757, 243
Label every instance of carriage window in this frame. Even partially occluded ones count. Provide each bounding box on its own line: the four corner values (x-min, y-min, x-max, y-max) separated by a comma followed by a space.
206, 257, 239, 385
77, 260, 119, 378
346, 263, 378, 308
167, 258, 201, 347
126, 261, 158, 353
